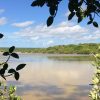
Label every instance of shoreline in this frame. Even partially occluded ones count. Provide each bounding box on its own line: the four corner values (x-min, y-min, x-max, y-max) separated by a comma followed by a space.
0, 51, 92, 56
17, 52, 92, 57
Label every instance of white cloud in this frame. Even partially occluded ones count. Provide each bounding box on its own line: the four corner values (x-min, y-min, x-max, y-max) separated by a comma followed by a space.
12, 20, 100, 45
14, 21, 88, 38
30, 36, 39, 40
0, 17, 7, 25
48, 40, 54, 44
47, 40, 54, 46
12, 21, 34, 28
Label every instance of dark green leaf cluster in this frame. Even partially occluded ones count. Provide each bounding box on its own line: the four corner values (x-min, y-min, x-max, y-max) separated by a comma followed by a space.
68, 0, 100, 27
0, 46, 26, 81
68, 0, 84, 23
8, 64, 26, 80
31, 0, 100, 27
31, 0, 62, 26
3, 46, 19, 59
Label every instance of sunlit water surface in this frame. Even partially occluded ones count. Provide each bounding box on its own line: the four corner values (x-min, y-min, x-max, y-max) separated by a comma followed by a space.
0, 54, 94, 100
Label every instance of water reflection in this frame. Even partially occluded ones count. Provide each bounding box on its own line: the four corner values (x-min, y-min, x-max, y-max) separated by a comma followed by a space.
19, 84, 90, 100
1, 54, 94, 100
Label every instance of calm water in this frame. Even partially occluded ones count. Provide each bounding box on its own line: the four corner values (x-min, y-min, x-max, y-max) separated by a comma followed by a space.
0, 54, 94, 100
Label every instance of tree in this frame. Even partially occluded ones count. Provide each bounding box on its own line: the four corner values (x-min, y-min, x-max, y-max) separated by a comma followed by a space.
31, 0, 100, 27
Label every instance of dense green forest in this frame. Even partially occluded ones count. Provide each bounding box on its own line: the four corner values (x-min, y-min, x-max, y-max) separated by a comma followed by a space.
0, 43, 99, 54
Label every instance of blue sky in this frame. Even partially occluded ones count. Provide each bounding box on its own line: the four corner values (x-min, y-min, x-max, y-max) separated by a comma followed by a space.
0, 0, 99, 48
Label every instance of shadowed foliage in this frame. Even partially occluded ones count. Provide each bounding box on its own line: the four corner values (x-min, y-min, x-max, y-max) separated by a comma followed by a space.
31, 0, 100, 27
1, 45, 26, 81
0, 34, 26, 100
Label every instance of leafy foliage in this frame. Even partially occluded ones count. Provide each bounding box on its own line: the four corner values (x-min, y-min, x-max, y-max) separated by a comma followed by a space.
3, 52, 9, 56
89, 47, 100, 100
31, 0, 62, 26
0, 34, 26, 99
8, 69, 16, 73
11, 53, 19, 59
16, 64, 26, 71
47, 16, 54, 26
14, 72, 20, 80
93, 21, 98, 27
0, 34, 26, 80
31, 0, 100, 27
0, 81, 21, 100
0, 43, 98, 54
9, 46, 15, 53
68, 12, 75, 20
0, 45, 26, 80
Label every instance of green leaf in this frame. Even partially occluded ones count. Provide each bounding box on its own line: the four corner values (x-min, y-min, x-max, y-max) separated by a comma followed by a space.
68, 12, 75, 20
93, 21, 98, 27
39, 0, 45, 7
14, 72, 19, 80
89, 14, 93, 21
8, 69, 16, 73
87, 21, 93, 25
31, 0, 45, 7
3, 52, 9, 56
78, 17, 83, 23
31, 0, 39, 6
68, 2, 74, 12
78, 0, 84, 6
0, 33, 3, 39
9, 46, 15, 53
47, 16, 54, 27
16, 64, 26, 71
49, 7, 56, 16
0, 69, 5, 75
11, 53, 19, 59
3, 63, 8, 70
95, 1, 100, 7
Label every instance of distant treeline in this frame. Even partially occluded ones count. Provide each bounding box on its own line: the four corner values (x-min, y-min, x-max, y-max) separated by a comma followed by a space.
0, 43, 99, 54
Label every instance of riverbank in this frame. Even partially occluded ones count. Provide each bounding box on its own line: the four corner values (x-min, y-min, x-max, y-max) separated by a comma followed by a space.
15, 53, 94, 61
0, 43, 99, 54
0, 51, 94, 61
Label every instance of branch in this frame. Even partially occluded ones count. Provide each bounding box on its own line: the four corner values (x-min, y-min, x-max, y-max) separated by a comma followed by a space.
4, 73, 13, 77
95, 12, 100, 17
